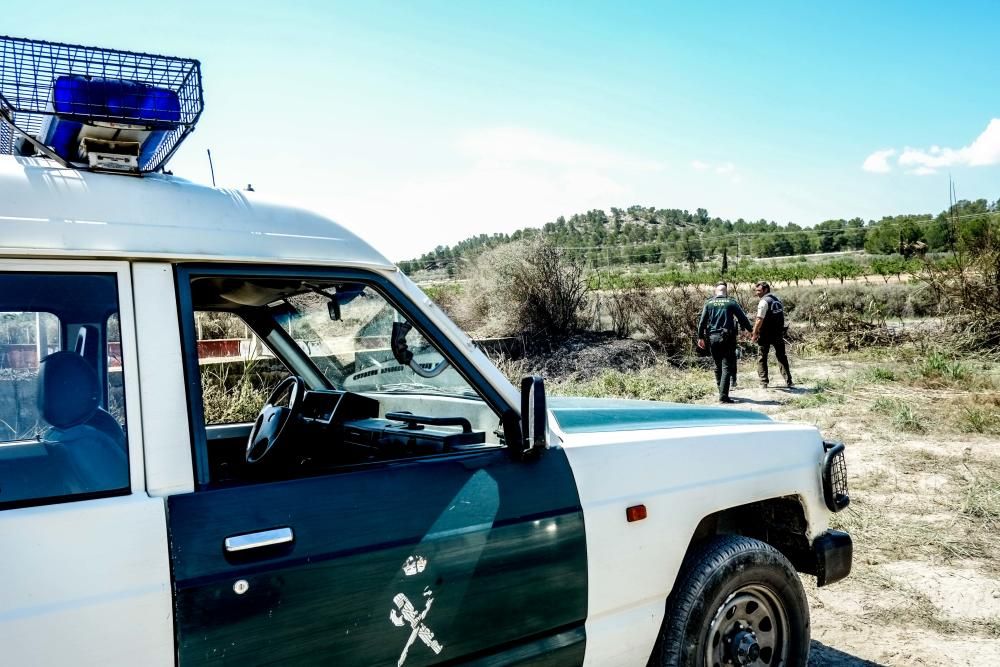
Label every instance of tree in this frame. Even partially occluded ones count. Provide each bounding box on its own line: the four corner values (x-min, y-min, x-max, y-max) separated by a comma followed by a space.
864, 216, 926, 255
815, 220, 847, 253
870, 256, 904, 284
791, 232, 816, 255
844, 218, 867, 250
679, 232, 704, 271
822, 258, 862, 284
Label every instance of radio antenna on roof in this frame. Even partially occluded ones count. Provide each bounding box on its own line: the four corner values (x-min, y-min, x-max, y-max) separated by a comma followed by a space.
207, 149, 217, 187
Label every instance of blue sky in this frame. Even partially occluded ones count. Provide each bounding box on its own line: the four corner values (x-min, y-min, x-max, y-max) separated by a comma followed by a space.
6, 1, 1000, 259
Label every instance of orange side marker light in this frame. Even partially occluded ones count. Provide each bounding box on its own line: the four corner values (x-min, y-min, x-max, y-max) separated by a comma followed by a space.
626, 504, 647, 522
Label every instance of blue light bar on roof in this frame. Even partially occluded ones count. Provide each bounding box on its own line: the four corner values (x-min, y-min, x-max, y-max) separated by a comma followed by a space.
41, 76, 183, 170
53, 76, 181, 126
0, 35, 203, 173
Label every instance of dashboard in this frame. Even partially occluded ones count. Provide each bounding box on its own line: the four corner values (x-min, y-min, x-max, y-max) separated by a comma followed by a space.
297, 390, 488, 464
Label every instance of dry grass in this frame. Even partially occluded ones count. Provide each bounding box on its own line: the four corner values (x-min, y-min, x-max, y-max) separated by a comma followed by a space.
851, 567, 1000, 639
200, 359, 275, 425
550, 365, 715, 403
739, 347, 1000, 653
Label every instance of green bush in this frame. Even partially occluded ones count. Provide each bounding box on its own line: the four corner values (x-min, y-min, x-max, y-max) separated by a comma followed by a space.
960, 407, 1000, 435
871, 397, 925, 433
866, 367, 897, 382
918, 351, 969, 381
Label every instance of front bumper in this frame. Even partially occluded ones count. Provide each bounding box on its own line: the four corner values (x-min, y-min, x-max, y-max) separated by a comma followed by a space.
813, 529, 853, 586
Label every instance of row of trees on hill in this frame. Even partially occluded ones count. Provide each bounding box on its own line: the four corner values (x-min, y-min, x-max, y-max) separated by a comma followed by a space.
399, 199, 1000, 275
595, 255, 925, 291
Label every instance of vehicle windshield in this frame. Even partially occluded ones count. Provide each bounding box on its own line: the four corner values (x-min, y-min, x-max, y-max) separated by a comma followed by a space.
271, 282, 480, 399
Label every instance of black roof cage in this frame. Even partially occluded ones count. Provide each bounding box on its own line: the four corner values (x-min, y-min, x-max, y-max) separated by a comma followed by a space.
0, 35, 203, 173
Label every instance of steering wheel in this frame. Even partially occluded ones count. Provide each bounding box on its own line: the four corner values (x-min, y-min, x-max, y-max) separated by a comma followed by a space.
246, 375, 305, 464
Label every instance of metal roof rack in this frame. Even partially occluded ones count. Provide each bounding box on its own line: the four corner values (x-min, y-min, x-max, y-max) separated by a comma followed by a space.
0, 35, 203, 173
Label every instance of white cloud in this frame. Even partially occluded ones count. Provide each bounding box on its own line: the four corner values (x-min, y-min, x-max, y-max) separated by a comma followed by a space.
866, 119, 1000, 176
899, 119, 1000, 169
714, 162, 735, 175
295, 126, 669, 259
862, 148, 896, 173
691, 160, 711, 171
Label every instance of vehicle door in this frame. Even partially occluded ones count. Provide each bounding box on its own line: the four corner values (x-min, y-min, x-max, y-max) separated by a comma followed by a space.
166, 265, 588, 666
0, 260, 172, 666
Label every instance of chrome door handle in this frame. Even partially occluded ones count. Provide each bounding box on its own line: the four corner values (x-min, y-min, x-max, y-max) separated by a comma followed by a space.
224, 527, 294, 553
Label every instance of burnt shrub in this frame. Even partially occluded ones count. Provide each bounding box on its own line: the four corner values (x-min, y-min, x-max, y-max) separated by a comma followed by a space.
920, 238, 1000, 350
800, 291, 905, 353
633, 286, 706, 362
458, 238, 589, 340
605, 277, 647, 338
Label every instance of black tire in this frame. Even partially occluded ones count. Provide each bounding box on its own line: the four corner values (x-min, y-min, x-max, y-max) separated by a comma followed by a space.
655, 535, 810, 666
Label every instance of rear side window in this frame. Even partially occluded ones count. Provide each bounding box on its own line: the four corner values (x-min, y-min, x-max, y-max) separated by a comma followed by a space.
0, 273, 129, 509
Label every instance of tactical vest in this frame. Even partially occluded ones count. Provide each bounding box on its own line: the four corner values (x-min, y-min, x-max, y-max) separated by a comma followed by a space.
760, 293, 785, 339
705, 297, 738, 336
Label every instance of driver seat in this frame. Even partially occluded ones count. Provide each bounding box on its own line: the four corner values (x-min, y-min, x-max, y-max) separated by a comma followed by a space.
37, 351, 128, 494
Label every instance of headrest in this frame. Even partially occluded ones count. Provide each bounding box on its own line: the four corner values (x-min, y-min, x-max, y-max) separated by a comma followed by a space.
37, 351, 100, 429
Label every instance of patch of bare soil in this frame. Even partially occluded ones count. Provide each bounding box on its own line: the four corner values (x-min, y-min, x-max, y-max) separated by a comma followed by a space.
697, 354, 1000, 666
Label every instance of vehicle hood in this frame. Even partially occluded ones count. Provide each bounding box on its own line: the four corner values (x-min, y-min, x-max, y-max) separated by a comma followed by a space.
548, 397, 772, 434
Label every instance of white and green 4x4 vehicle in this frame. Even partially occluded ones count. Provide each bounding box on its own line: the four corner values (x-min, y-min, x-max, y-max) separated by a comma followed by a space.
0, 36, 851, 667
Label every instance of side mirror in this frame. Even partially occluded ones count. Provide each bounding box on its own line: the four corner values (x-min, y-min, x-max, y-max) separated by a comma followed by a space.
520, 375, 547, 457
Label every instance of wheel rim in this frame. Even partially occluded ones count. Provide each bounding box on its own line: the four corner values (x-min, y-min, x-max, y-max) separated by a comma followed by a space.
704, 584, 789, 666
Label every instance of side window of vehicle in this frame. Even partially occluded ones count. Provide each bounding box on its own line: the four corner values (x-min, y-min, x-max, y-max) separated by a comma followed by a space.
0, 273, 130, 509
183, 273, 504, 487
194, 311, 290, 425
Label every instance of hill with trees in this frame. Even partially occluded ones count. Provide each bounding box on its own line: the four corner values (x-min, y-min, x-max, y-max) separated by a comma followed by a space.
400, 199, 999, 276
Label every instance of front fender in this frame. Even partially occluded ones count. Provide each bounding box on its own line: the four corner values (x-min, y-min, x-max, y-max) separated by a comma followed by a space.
556, 418, 828, 666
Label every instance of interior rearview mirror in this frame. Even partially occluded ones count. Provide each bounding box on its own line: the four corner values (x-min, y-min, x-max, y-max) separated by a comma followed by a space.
520, 375, 547, 457
327, 299, 341, 321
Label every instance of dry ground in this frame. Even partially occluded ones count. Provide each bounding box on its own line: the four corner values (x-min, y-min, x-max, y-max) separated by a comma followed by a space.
708, 355, 1000, 666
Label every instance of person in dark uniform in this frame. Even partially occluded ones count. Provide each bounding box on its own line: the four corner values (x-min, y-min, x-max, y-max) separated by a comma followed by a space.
697, 282, 753, 403
751, 280, 793, 388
